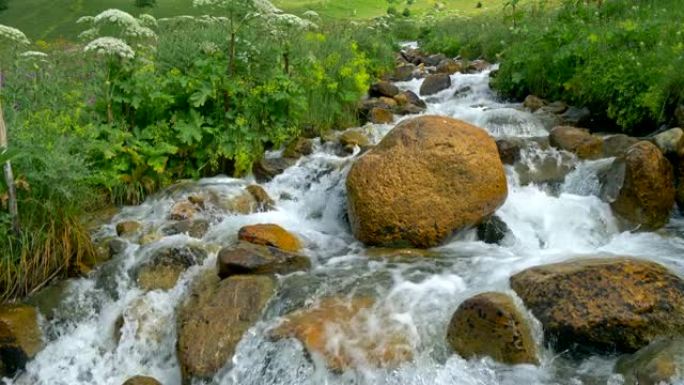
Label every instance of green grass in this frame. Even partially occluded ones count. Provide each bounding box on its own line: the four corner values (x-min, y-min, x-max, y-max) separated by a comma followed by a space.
0, 0, 511, 41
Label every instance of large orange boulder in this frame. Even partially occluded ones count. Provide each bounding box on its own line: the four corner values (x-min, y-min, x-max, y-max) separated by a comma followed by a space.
511, 258, 684, 354
605, 141, 675, 230
346, 116, 508, 248
0, 305, 43, 377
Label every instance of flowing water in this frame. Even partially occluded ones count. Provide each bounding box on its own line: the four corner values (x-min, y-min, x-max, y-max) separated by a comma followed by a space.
7, 60, 684, 385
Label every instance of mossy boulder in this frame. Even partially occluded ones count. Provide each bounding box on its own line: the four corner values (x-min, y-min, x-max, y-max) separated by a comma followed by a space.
177, 275, 275, 382
447, 292, 538, 365
0, 305, 43, 377
606, 141, 675, 231
615, 337, 684, 385
419, 73, 451, 96
510, 257, 684, 354
549, 126, 603, 159
346, 115, 507, 248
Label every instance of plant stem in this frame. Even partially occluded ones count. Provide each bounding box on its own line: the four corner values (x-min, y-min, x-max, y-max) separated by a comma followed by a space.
0, 69, 20, 236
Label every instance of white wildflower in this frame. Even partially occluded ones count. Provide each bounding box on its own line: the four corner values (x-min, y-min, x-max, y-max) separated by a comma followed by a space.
193, 0, 281, 14
20, 51, 48, 58
125, 24, 157, 39
93, 9, 139, 28
76, 16, 95, 25
84, 37, 135, 59
138, 14, 158, 28
200, 41, 220, 54
302, 10, 320, 20
0, 24, 30, 46
78, 28, 99, 41
271, 13, 316, 29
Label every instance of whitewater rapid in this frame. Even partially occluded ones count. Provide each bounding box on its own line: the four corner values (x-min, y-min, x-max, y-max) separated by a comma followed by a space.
7, 64, 684, 385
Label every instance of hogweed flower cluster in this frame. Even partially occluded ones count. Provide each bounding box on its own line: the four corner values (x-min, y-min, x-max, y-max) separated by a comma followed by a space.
192, 0, 281, 14
78, 9, 157, 45
0, 24, 30, 46
84, 37, 135, 59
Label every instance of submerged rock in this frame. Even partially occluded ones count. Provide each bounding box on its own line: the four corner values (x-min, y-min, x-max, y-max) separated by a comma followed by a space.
135, 245, 207, 291
270, 297, 412, 371
217, 242, 310, 279
238, 224, 301, 252
419, 73, 451, 96
253, 157, 297, 182
510, 257, 684, 354
615, 337, 684, 385
476, 216, 510, 244
245, 184, 275, 212
496, 138, 524, 165
116, 221, 141, 237
606, 141, 675, 231
177, 275, 275, 382
549, 126, 603, 159
162, 219, 209, 239
122, 376, 162, 385
346, 116, 507, 248
447, 292, 538, 365
0, 305, 43, 377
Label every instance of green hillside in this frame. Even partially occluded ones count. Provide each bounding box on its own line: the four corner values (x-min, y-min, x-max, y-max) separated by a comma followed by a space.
0, 0, 509, 41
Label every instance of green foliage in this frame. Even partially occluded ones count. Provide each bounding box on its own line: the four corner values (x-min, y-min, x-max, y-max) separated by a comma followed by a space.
421, 0, 684, 134
0, 0, 8, 12
135, 0, 157, 8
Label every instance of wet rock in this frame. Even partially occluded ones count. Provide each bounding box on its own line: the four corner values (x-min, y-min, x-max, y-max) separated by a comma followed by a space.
217, 242, 310, 279
560, 106, 591, 127
346, 115, 508, 248
24, 280, 72, 320
510, 257, 684, 354
369, 107, 394, 124
135, 245, 207, 291
496, 138, 524, 164
467, 59, 490, 73
606, 141, 675, 231
514, 148, 575, 186
453, 86, 472, 98
283, 137, 314, 159
378, 96, 398, 109
339, 129, 371, 153
108, 238, 128, 256
238, 224, 301, 252
436, 59, 463, 75
162, 219, 209, 239
245, 185, 275, 212
615, 337, 684, 385
549, 126, 603, 159
523, 95, 546, 112
424, 53, 447, 67
207, 189, 256, 215
116, 221, 141, 237
532, 109, 563, 131
541, 101, 569, 115
602, 134, 639, 158
253, 157, 297, 182
122, 376, 162, 385
447, 292, 538, 365
394, 90, 426, 109
651, 127, 684, 157
169, 200, 199, 221
365, 247, 438, 262
476, 216, 510, 244
177, 275, 275, 382
270, 297, 412, 371
0, 305, 43, 377
393, 64, 416, 81
419, 73, 451, 96
369, 81, 400, 98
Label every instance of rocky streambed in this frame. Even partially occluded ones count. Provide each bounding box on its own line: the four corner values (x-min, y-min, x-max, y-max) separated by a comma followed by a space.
3, 48, 684, 385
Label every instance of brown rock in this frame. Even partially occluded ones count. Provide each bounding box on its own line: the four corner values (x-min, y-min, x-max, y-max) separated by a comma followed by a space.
393, 64, 415, 81
523, 95, 546, 112
496, 138, 523, 165
253, 157, 297, 182
419, 73, 451, 96
436, 59, 463, 75
369, 107, 394, 124
162, 219, 209, 238
217, 242, 310, 279
447, 292, 538, 365
549, 126, 603, 159
270, 297, 412, 371
651, 128, 684, 157
245, 185, 275, 212
136, 246, 207, 291
339, 129, 371, 151
369, 81, 400, 98
168, 201, 198, 221
0, 305, 43, 377
615, 337, 684, 385
116, 221, 141, 237
122, 376, 162, 385
467, 59, 490, 73
541, 101, 569, 115
395, 90, 426, 109
283, 137, 314, 159
177, 275, 275, 381
510, 257, 684, 354
608, 141, 675, 230
602, 134, 639, 158
346, 116, 507, 248
238, 224, 301, 252
379, 96, 398, 108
